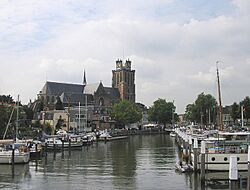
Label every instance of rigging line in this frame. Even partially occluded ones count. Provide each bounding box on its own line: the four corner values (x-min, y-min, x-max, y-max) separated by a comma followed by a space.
3, 103, 16, 140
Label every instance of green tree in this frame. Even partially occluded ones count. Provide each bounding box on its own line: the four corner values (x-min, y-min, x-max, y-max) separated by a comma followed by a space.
0, 95, 14, 104
148, 98, 175, 127
110, 100, 142, 128
55, 115, 64, 130
185, 93, 217, 125
55, 96, 64, 110
0, 106, 13, 138
240, 96, 250, 125
230, 102, 240, 124
36, 100, 44, 112
44, 122, 52, 135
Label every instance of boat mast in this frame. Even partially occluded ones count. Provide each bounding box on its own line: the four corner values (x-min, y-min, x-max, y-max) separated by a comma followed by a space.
16, 94, 19, 141
241, 105, 244, 128
85, 95, 88, 131
78, 102, 81, 132
216, 62, 224, 131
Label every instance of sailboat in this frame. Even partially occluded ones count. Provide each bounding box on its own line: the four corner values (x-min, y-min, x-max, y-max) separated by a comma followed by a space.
193, 62, 250, 171
0, 95, 30, 164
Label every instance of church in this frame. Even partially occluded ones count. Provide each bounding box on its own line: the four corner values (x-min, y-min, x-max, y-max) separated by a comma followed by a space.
36, 59, 136, 131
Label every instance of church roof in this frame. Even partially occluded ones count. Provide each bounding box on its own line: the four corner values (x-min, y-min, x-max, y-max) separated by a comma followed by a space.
41, 81, 83, 96
60, 93, 93, 105
83, 83, 100, 95
103, 87, 120, 99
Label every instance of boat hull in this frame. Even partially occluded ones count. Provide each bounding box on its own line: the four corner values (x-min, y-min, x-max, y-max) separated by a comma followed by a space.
0, 151, 30, 164
193, 153, 248, 171
42, 142, 83, 150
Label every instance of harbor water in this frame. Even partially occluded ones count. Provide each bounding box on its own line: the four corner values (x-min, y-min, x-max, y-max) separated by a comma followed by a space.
0, 134, 246, 189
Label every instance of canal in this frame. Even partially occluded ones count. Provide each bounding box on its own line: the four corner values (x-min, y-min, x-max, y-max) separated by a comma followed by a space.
0, 134, 245, 189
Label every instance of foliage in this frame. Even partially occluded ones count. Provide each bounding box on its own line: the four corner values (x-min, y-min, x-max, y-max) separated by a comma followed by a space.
110, 100, 142, 127
0, 95, 14, 104
35, 99, 44, 112
55, 96, 64, 110
0, 106, 14, 138
148, 98, 175, 127
22, 105, 34, 121
240, 96, 250, 125
230, 102, 240, 124
32, 120, 42, 128
55, 116, 64, 130
185, 93, 217, 124
0, 103, 29, 139
44, 122, 52, 135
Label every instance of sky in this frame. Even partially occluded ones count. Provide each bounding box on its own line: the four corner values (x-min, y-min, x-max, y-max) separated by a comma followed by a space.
0, 0, 250, 113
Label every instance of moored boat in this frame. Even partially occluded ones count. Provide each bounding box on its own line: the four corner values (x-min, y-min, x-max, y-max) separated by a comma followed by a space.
170, 132, 176, 137
0, 145, 30, 164
192, 131, 250, 171
42, 137, 83, 150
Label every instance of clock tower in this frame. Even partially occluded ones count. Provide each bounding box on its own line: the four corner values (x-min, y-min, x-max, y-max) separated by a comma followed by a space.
112, 59, 135, 102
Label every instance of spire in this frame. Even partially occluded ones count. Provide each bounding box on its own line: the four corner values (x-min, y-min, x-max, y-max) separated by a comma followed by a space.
83, 69, 87, 86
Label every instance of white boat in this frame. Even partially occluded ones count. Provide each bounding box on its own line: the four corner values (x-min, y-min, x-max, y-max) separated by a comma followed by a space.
0, 96, 30, 164
192, 131, 250, 171
42, 137, 83, 150
175, 161, 193, 173
0, 146, 30, 164
170, 132, 176, 137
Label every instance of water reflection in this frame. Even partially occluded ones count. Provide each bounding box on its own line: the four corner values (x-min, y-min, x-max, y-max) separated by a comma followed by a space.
0, 164, 30, 189
0, 134, 247, 189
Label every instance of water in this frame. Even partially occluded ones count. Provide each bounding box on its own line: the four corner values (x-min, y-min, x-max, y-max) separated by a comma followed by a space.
0, 134, 246, 189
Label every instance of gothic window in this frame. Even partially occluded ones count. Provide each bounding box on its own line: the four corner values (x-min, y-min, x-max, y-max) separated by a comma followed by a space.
46, 96, 49, 104
125, 72, 127, 83
99, 98, 104, 106
51, 96, 55, 103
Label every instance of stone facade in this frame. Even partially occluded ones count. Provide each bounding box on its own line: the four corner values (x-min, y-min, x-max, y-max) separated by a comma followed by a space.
112, 59, 135, 103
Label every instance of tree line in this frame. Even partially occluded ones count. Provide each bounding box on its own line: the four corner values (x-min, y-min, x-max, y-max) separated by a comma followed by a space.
1, 93, 250, 138
185, 93, 250, 126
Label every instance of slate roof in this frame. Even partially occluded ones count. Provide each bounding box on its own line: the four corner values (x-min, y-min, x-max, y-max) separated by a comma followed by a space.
40, 81, 120, 105
103, 87, 120, 99
41, 81, 84, 96
83, 83, 100, 95
60, 93, 93, 106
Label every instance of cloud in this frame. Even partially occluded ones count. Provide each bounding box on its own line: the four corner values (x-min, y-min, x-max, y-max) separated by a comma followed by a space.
0, 0, 250, 113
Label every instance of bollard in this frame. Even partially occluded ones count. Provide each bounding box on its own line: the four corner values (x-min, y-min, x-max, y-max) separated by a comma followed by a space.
62, 137, 64, 152
35, 143, 38, 159
200, 141, 206, 182
193, 138, 198, 172
69, 139, 71, 154
45, 142, 48, 157
247, 145, 250, 190
53, 143, 56, 152
229, 156, 238, 190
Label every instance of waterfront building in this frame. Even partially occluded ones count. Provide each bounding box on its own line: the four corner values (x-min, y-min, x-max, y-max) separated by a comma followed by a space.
33, 59, 136, 132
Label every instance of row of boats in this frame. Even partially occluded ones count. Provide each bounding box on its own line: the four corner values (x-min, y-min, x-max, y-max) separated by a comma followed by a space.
0, 130, 114, 164
173, 125, 250, 172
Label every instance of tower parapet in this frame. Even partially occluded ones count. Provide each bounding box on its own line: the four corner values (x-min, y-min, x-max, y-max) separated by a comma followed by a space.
116, 59, 123, 70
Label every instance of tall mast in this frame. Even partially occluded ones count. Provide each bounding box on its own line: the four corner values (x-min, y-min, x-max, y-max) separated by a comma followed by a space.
16, 94, 19, 141
216, 62, 224, 131
85, 95, 88, 131
79, 102, 81, 132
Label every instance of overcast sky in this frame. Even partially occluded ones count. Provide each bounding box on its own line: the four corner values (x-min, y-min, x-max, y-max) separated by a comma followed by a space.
0, 0, 250, 113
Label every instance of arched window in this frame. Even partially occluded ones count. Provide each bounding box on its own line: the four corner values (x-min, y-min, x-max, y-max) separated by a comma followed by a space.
99, 98, 104, 106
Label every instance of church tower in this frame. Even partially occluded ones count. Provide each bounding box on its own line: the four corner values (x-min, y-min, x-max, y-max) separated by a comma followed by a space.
112, 59, 135, 103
